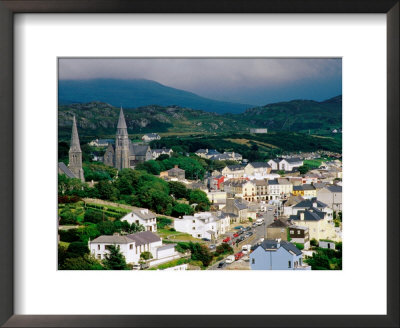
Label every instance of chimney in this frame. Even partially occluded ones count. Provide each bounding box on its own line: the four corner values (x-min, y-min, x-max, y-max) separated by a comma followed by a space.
300, 212, 305, 221
276, 238, 281, 247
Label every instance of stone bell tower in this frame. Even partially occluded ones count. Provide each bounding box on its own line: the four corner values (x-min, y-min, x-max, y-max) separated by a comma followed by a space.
68, 116, 85, 182
114, 107, 130, 170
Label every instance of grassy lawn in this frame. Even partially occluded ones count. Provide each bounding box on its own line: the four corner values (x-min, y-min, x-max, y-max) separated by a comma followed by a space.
157, 229, 205, 242
304, 159, 324, 167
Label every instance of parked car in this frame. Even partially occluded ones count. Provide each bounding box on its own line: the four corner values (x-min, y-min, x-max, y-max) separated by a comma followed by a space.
244, 226, 251, 231
242, 244, 251, 254
245, 232, 253, 238
233, 233, 239, 238
225, 255, 235, 264
236, 236, 245, 243
256, 218, 264, 226
208, 244, 216, 250
252, 223, 258, 228
238, 230, 244, 235
268, 208, 273, 211
234, 225, 244, 230
223, 237, 231, 243
202, 238, 211, 242
234, 251, 244, 261
217, 261, 226, 269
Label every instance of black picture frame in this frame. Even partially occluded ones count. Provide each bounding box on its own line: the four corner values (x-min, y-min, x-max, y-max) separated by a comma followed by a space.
0, 1, 398, 327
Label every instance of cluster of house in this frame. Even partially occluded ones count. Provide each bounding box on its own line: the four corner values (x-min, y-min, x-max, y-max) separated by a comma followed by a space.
194, 149, 243, 162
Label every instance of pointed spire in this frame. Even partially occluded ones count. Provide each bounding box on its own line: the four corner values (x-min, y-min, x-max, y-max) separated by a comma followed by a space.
117, 106, 127, 130
70, 115, 82, 152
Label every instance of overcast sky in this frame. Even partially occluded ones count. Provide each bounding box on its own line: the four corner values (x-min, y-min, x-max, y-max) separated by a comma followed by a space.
59, 58, 342, 105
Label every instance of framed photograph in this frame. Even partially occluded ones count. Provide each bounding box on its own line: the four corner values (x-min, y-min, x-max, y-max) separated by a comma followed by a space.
0, 1, 398, 327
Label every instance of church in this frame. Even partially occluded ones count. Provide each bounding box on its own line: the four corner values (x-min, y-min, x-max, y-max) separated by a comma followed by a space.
104, 107, 152, 170
58, 116, 85, 182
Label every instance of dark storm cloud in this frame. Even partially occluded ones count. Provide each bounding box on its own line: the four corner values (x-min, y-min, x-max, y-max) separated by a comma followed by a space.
58, 58, 341, 105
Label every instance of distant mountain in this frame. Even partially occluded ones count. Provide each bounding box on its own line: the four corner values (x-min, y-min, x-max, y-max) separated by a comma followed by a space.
58, 79, 252, 114
58, 95, 342, 140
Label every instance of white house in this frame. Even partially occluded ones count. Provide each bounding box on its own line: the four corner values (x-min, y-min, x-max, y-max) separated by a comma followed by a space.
222, 165, 245, 179
89, 231, 178, 266
279, 158, 304, 171
121, 208, 157, 232
244, 162, 272, 178
317, 185, 342, 211
267, 159, 280, 170
142, 133, 161, 142
151, 147, 173, 160
174, 212, 221, 240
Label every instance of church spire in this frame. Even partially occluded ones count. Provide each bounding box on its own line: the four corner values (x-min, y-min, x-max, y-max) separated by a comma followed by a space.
68, 115, 85, 182
70, 115, 82, 152
117, 106, 127, 130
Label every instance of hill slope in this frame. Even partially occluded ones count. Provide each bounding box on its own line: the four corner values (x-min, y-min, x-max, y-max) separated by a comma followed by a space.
58, 79, 252, 114
234, 96, 342, 133
58, 96, 342, 140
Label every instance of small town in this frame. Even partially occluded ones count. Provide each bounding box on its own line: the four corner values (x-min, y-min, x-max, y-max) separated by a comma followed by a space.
58, 107, 342, 271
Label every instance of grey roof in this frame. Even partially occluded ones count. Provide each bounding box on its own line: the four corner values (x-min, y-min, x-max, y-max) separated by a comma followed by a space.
290, 207, 325, 221
313, 182, 327, 189
58, 162, 76, 179
91, 234, 135, 244
254, 179, 268, 186
302, 184, 315, 191
132, 208, 156, 220
143, 133, 160, 138
207, 149, 221, 155
153, 148, 172, 154
130, 144, 150, 156
283, 157, 302, 163
226, 165, 244, 171
249, 162, 271, 169
326, 185, 342, 193
278, 178, 292, 185
268, 179, 279, 185
269, 158, 281, 163
195, 149, 208, 154
167, 166, 185, 174
210, 154, 231, 160
127, 231, 161, 246
294, 198, 327, 208
259, 240, 302, 256
156, 244, 176, 250
117, 107, 128, 130
234, 199, 247, 210
70, 116, 82, 152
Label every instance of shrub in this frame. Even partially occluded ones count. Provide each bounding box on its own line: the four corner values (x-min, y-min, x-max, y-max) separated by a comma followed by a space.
84, 208, 103, 224
140, 251, 153, 260
169, 228, 176, 232
157, 217, 173, 229
59, 229, 80, 243
67, 242, 90, 258
310, 238, 318, 247
248, 218, 253, 222
293, 243, 304, 250
215, 243, 234, 255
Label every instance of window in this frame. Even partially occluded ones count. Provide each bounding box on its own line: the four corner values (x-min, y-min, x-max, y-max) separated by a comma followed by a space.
192, 227, 195, 230
288, 261, 291, 268
297, 231, 301, 235
251, 258, 255, 264
197, 234, 201, 238
97, 254, 101, 260
192, 220, 195, 223
130, 244, 133, 250
290, 230, 294, 234
97, 245, 100, 250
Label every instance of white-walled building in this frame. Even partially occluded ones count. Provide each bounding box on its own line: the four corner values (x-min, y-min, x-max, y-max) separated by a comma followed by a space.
279, 158, 304, 171
89, 231, 178, 265
174, 212, 222, 240
121, 208, 157, 232
244, 162, 272, 178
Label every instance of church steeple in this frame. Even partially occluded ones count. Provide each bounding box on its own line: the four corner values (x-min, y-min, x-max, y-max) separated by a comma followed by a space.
70, 116, 82, 152
115, 107, 130, 170
117, 106, 128, 131
68, 116, 85, 182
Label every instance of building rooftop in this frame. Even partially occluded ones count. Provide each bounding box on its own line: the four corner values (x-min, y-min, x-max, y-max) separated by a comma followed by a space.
249, 162, 271, 169
58, 162, 76, 179
259, 240, 302, 256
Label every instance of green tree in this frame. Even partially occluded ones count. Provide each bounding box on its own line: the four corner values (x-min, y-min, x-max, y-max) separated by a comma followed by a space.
97, 221, 115, 235
189, 189, 211, 211
95, 180, 119, 200
103, 245, 128, 270
130, 223, 145, 233
83, 208, 103, 224
171, 203, 194, 217
156, 217, 173, 229
59, 207, 77, 225
215, 243, 234, 255
189, 242, 213, 267
61, 255, 104, 270
168, 181, 189, 199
